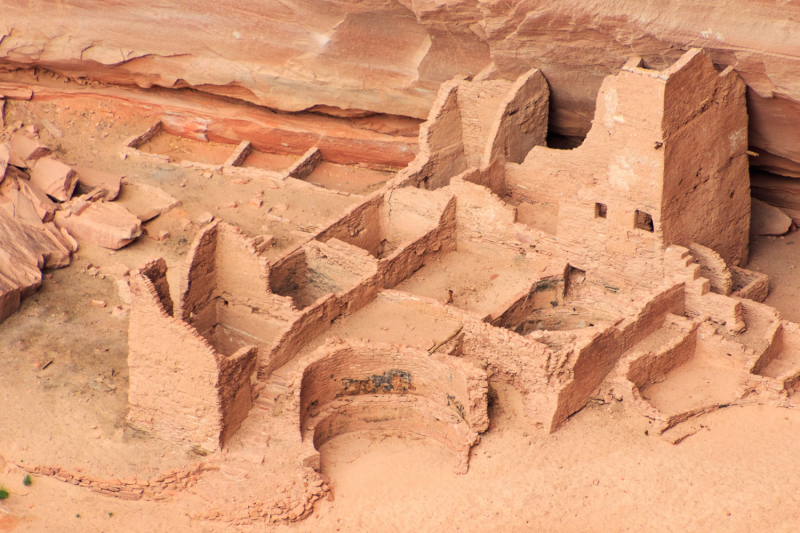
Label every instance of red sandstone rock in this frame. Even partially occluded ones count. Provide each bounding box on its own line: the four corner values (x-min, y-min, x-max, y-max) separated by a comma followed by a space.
196, 212, 214, 224
0, 169, 57, 224
40, 118, 63, 138
0, 208, 72, 322
750, 198, 792, 236
0, 143, 8, 180
9, 132, 51, 168
0, 83, 32, 100
3, 3, 800, 176
147, 229, 170, 242
73, 167, 123, 200
54, 202, 143, 249
29, 157, 78, 202
116, 181, 181, 222
252, 235, 273, 254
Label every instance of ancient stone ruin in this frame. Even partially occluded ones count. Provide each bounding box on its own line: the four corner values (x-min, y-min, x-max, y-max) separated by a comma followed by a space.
2, 7, 800, 530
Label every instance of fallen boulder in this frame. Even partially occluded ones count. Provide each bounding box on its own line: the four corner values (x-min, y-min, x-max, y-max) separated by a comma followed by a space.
116, 181, 181, 222
73, 166, 123, 200
8, 131, 51, 168
30, 157, 78, 202
750, 198, 792, 236
0, 178, 45, 227
0, 208, 73, 322
53, 201, 142, 249
0, 168, 57, 224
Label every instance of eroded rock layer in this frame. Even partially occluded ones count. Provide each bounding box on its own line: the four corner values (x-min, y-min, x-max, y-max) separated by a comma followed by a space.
2, 1, 800, 177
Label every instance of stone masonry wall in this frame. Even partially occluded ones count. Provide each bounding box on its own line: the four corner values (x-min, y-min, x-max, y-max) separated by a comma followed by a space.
457, 79, 514, 168
128, 270, 223, 451
660, 50, 750, 266
396, 81, 467, 190
314, 193, 384, 257
548, 282, 686, 430
179, 222, 219, 339
298, 342, 488, 431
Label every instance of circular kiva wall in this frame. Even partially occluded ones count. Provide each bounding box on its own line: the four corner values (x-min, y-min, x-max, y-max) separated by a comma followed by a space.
298, 342, 488, 473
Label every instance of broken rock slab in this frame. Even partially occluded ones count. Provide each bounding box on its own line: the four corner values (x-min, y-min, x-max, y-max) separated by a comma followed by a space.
17, 177, 57, 223
73, 167, 123, 200
30, 157, 78, 202
54, 201, 142, 249
0, 208, 73, 322
8, 131, 51, 168
0, 169, 56, 226
0, 180, 44, 227
0, 143, 9, 184
750, 197, 792, 236
116, 181, 181, 222
40, 118, 63, 139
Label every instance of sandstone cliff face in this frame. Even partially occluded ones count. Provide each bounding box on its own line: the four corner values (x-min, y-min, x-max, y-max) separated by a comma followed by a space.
2, 0, 799, 176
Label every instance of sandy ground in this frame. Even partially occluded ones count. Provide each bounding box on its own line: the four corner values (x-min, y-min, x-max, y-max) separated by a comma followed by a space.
748, 235, 800, 323
2, 95, 800, 531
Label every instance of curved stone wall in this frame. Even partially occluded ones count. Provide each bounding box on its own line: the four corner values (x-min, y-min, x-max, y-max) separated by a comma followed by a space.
296, 340, 488, 473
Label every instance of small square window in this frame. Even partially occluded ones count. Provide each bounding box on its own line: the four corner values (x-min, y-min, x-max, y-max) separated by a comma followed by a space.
595, 203, 607, 219
635, 210, 654, 232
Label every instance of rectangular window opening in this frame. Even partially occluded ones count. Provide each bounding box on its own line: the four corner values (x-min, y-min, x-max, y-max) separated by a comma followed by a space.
635, 210, 654, 232
595, 203, 607, 219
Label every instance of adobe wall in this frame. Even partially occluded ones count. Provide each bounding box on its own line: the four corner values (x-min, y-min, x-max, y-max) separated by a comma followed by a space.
362, 289, 635, 433
262, 275, 382, 377
293, 341, 488, 474
271, 239, 380, 311
625, 317, 699, 390
314, 193, 384, 257
488, 275, 566, 331
659, 51, 750, 266
181, 222, 298, 357
741, 300, 784, 376
502, 49, 749, 289
548, 282, 686, 430
483, 69, 549, 168
396, 81, 467, 190
397, 68, 549, 195
128, 268, 223, 451
298, 342, 488, 433
688, 243, 733, 295
130, 257, 260, 449
269, 247, 313, 309
139, 258, 174, 315
263, 195, 457, 377
730, 266, 769, 302
378, 195, 458, 289
305, 239, 379, 298
284, 147, 322, 181
457, 79, 514, 168
217, 345, 258, 445
381, 186, 452, 252
534, 64, 671, 287
445, 178, 543, 256
17, 462, 212, 502
178, 223, 219, 339
664, 245, 744, 332
313, 398, 481, 474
